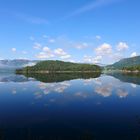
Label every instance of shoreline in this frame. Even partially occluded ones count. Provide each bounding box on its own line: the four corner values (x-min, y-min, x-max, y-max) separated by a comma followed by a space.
103, 70, 140, 74
16, 70, 101, 74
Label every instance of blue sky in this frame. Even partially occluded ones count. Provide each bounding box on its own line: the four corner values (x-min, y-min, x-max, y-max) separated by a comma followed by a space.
0, 0, 140, 64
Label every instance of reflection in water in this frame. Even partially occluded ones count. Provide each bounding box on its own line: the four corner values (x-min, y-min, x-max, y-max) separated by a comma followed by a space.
117, 89, 128, 98
108, 72, 140, 85
95, 85, 113, 97
131, 83, 137, 88
0, 73, 140, 139
22, 72, 101, 83
0, 73, 34, 83
93, 76, 130, 98
38, 81, 71, 95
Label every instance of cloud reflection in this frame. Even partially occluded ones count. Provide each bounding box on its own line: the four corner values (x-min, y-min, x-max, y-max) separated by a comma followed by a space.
117, 89, 128, 98
95, 85, 113, 97
38, 81, 71, 95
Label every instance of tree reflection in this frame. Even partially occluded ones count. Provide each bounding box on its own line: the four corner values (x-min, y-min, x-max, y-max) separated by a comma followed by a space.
107, 72, 140, 85
21, 72, 101, 83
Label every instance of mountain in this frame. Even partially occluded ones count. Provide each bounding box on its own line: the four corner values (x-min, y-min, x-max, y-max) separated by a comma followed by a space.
105, 56, 140, 70
16, 60, 101, 74
0, 59, 39, 72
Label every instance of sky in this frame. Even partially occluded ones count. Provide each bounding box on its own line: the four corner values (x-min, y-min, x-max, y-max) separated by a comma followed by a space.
0, 0, 140, 64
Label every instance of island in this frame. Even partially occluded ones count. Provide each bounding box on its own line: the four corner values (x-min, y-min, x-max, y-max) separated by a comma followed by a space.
16, 60, 102, 74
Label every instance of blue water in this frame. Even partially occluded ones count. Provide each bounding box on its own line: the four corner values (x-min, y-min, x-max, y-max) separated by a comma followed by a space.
0, 73, 140, 140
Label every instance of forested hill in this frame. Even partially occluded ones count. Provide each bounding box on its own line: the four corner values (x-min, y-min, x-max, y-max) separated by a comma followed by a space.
105, 56, 140, 70
16, 60, 101, 73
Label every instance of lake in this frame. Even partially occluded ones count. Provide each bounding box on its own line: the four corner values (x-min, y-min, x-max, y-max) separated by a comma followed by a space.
0, 72, 140, 140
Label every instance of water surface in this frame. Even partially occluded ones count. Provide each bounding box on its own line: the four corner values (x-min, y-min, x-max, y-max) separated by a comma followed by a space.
0, 73, 140, 140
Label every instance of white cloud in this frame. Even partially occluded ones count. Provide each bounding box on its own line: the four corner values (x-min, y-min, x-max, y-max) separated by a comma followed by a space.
83, 55, 102, 64
116, 42, 128, 51
43, 35, 49, 39
83, 55, 92, 63
15, 13, 48, 24
22, 51, 27, 54
68, 0, 118, 17
36, 46, 54, 59
54, 48, 71, 59
93, 56, 102, 63
49, 39, 55, 43
54, 48, 67, 56
36, 52, 47, 59
60, 54, 71, 59
43, 46, 51, 52
36, 52, 54, 59
0, 57, 3, 60
95, 43, 112, 55
94, 42, 129, 64
42, 35, 55, 43
75, 42, 89, 49
24, 62, 37, 67
30, 35, 133, 64
18, 57, 28, 60
36, 47, 71, 60
33, 42, 42, 50
12, 48, 16, 52
130, 52, 137, 57
95, 35, 101, 40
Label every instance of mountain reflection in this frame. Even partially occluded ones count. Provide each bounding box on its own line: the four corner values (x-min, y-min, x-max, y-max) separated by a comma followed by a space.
21, 72, 101, 83
16, 72, 140, 86
0, 73, 33, 83
107, 72, 140, 85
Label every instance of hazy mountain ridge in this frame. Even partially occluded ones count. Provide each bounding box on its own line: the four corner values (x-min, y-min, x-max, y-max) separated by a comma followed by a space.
0, 59, 39, 69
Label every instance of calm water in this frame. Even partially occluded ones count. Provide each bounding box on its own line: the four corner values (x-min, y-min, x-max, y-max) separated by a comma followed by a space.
0, 73, 140, 140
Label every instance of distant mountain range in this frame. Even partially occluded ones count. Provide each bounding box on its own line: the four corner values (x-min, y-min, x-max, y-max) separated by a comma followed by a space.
105, 56, 140, 69
0, 59, 39, 72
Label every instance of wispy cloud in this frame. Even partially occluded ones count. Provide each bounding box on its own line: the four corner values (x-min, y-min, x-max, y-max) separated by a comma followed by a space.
130, 52, 138, 57
66, 0, 121, 18
116, 42, 128, 51
11, 48, 16, 52
14, 12, 48, 24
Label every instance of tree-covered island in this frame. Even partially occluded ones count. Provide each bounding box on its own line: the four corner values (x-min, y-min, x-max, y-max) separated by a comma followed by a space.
16, 60, 102, 74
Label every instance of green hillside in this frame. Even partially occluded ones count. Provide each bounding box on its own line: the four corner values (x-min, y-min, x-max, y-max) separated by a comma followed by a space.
105, 56, 140, 70
16, 60, 101, 74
